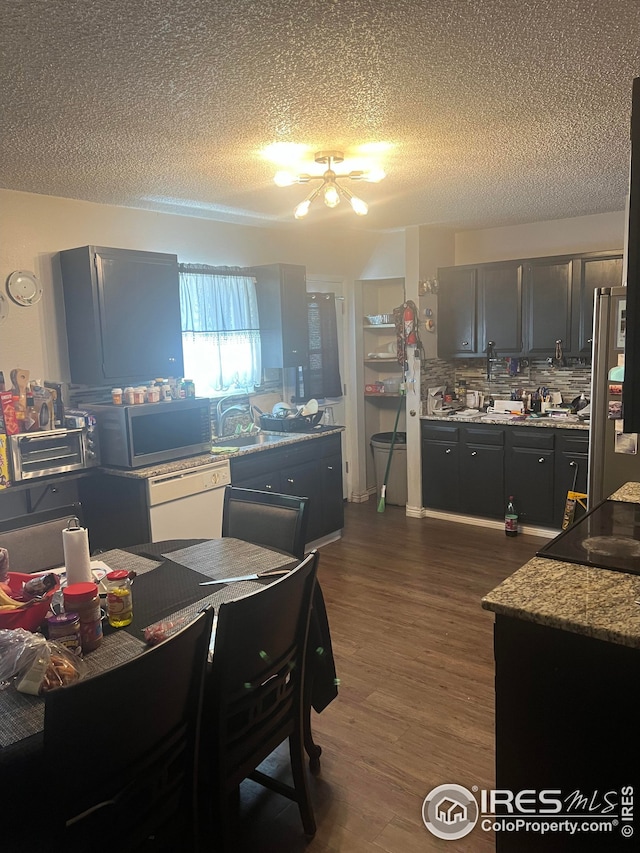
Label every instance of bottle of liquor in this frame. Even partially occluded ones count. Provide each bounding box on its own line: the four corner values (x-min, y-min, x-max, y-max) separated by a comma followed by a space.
505, 496, 518, 537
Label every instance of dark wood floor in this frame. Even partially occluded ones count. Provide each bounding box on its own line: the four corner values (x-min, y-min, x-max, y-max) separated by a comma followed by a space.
230, 500, 547, 852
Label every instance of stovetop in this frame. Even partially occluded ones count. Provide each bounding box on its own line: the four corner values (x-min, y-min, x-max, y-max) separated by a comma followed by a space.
536, 499, 640, 576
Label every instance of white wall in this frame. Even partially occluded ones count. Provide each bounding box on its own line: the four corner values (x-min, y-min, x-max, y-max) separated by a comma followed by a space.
455, 211, 626, 265
0, 189, 374, 383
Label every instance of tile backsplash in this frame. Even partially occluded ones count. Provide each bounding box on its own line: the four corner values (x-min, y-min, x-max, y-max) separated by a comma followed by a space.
420, 357, 592, 405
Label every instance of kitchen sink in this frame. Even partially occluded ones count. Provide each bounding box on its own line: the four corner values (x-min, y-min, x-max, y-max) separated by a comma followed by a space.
212, 433, 288, 449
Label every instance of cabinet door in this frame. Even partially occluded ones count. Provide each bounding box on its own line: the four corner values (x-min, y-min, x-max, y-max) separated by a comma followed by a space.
280, 459, 321, 541
460, 426, 505, 518
524, 258, 573, 355
321, 453, 344, 535
96, 249, 183, 380
421, 424, 460, 511
553, 431, 589, 528
478, 263, 524, 356
252, 263, 309, 369
505, 446, 555, 526
437, 266, 478, 356
572, 254, 623, 355
60, 246, 183, 385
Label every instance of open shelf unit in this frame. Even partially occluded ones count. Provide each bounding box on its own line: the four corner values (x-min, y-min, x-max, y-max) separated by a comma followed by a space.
355, 278, 406, 497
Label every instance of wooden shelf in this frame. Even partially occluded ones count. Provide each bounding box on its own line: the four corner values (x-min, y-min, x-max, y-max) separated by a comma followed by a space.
364, 358, 400, 364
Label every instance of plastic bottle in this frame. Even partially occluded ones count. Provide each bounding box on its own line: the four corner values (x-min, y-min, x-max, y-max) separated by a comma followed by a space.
505, 496, 518, 537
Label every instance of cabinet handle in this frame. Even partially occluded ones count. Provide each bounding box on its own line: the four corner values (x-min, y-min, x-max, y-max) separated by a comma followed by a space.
462, 341, 469, 347
569, 460, 576, 468
538, 457, 545, 463
327, 466, 333, 470
445, 448, 451, 454
471, 451, 477, 457
265, 484, 272, 490
287, 478, 294, 484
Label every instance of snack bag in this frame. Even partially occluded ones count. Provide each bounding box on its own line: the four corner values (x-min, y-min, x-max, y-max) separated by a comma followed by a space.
0, 628, 87, 694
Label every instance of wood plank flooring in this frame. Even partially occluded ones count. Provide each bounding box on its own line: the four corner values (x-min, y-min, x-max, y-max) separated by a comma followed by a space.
228, 500, 547, 852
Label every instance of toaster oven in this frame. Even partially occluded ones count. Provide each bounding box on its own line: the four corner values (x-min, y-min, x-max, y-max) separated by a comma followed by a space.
7, 427, 99, 481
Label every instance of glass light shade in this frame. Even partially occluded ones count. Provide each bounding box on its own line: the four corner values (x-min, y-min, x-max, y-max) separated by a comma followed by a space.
294, 199, 311, 219
365, 167, 386, 183
350, 195, 369, 216
323, 184, 341, 208
274, 170, 296, 187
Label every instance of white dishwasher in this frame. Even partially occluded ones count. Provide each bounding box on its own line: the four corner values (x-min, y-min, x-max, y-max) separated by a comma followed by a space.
146, 460, 231, 542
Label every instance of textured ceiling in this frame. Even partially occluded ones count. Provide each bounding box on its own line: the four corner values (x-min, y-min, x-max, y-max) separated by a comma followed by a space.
1, 0, 640, 232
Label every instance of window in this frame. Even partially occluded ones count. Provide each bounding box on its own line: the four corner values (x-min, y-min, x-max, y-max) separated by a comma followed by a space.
179, 265, 261, 397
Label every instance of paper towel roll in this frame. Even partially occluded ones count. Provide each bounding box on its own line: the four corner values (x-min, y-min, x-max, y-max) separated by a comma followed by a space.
63, 523, 92, 585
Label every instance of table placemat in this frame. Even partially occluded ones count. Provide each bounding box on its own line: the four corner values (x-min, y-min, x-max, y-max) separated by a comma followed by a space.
165, 538, 295, 580
95, 550, 160, 576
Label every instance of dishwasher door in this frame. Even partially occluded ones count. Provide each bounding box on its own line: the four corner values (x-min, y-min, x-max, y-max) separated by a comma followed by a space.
146, 460, 231, 542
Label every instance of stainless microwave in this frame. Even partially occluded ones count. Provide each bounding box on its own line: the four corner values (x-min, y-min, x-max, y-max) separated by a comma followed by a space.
8, 427, 99, 481
86, 398, 212, 469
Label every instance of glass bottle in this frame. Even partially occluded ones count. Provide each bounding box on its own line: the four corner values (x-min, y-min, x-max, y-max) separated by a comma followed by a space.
505, 496, 518, 537
106, 570, 133, 628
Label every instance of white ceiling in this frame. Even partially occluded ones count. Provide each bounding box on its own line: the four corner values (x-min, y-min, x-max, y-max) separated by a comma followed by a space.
1, 0, 639, 233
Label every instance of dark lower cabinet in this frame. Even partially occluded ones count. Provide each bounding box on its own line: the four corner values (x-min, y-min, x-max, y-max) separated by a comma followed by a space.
422, 422, 589, 529
553, 431, 589, 528
460, 425, 505, 518
421, 423, 460, 511
505, 428, 556, 526
494, 616, 638, 852
230, 434, 344, 544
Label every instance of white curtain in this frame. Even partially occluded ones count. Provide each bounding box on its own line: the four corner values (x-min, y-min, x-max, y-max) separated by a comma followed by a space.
179, 265, 261, 395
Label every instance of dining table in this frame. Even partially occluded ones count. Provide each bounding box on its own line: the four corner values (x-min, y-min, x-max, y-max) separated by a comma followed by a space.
0, 537, 338, 818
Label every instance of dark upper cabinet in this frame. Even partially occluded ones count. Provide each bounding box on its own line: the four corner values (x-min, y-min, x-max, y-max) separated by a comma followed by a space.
438, 250, 622, 360
478, 262, 524, 356
251, 263, 309, 369
524, 257, 573, 356
571, 253, 623, 355
59, 246, 184, 385
437, 266, 478, 356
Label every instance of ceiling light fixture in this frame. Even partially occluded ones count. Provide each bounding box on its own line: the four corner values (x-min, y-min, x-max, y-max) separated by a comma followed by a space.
274, 150, 385, 219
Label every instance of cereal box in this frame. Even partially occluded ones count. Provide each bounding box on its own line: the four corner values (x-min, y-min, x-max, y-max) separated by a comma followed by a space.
0, 392, 19, 436
0, 433, 10, 488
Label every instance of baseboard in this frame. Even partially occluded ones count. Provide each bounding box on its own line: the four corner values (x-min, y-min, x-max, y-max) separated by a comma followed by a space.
308, 530, 343, 549
421, 508, 559, 539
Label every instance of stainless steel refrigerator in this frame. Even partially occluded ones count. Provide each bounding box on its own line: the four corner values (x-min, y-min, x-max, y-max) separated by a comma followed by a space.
588, 286, 640, 504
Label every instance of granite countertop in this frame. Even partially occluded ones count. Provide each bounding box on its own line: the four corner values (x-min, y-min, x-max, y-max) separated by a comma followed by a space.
421, 413, 589, 430
482, 482, 640, 649
96, 426, 345, 480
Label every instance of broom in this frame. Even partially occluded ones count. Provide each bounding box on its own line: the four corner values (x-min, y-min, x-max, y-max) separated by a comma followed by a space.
377, 392, 405, 513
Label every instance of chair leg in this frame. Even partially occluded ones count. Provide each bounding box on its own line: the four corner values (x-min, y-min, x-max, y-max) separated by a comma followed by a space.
289, 732, 316, 837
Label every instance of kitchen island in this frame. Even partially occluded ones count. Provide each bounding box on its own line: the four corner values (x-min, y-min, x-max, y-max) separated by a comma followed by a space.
481, 483, 640, 852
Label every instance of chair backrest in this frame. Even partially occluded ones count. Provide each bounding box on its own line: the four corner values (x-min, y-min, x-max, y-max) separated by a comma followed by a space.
44, 606, 215, 849
207, 550, 318, 790
221, 485, 309, 559
0, 503, 84, 572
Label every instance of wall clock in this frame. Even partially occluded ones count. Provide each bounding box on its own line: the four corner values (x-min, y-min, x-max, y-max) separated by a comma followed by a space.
6, 270, 42, 306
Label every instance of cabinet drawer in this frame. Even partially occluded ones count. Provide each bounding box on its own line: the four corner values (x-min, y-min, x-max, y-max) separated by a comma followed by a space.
556, 431, 589, 454
507, 428, 555, 450
462, 425, 505, 446
421, 423, 460, 442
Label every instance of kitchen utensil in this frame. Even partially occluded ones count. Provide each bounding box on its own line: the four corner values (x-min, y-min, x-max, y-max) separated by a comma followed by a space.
272, 402, 295, 418
301, 398, 319, 416
199, 569, 290, 585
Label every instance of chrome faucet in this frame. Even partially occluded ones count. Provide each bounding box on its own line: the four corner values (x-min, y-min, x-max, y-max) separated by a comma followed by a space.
216, 395, 250, 437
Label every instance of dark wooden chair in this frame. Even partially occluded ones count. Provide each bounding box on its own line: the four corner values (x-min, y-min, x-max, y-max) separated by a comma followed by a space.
43, 606, 215, 853
0, 502, 84, 572
201, 550, 319, 850
221, 485, 309, 559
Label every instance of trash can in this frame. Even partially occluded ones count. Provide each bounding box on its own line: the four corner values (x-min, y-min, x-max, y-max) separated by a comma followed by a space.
370, 432, 407, 506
